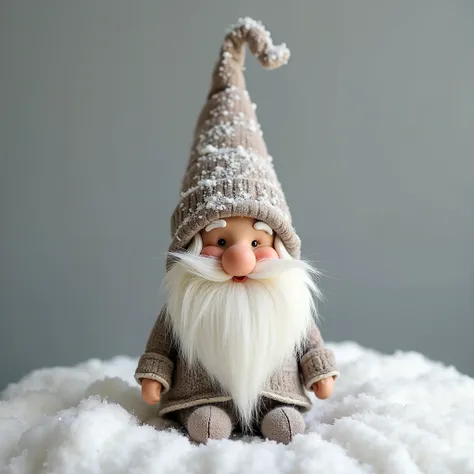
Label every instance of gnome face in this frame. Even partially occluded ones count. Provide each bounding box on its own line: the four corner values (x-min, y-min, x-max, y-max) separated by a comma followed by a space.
200, 216, 278, 280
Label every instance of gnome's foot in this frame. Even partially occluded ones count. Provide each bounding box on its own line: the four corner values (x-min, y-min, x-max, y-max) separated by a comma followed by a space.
185, 405, 233, 443
260, 406, 305, 444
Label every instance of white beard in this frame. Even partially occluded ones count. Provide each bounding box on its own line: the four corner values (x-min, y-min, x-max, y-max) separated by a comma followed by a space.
164, 251, 320, 425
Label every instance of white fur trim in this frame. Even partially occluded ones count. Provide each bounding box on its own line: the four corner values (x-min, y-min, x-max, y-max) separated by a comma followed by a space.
254, 221, 273, 235
205, 219, 227, 232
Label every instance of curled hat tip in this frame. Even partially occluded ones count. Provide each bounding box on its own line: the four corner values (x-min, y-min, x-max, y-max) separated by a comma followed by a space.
226, 17, 291, 69
208, 17, 289, 99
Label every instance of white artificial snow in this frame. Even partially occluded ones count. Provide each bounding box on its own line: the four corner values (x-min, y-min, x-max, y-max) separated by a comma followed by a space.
196, 178, 218, 188
1, 344, 473, 473
198, 145, 218, 155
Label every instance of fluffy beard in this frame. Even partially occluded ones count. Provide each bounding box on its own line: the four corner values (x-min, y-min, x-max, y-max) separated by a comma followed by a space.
164, 252, 321, 426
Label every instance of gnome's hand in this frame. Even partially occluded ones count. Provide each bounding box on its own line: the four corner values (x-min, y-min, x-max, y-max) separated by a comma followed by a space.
141, 379, 162, 405
312, 376, 335, 400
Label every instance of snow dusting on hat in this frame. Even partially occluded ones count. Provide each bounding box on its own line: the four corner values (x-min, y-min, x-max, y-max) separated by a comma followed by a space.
169, 17, 301, 259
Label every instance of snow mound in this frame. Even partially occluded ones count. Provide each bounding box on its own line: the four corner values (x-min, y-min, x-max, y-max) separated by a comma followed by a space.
1, 343, 473, 473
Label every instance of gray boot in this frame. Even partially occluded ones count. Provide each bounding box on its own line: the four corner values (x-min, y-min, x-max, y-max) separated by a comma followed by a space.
184, 405, 233, 443
260, 406, 305, 444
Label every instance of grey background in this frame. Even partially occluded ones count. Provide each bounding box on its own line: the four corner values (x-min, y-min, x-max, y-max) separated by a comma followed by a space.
1, 0, 474, 391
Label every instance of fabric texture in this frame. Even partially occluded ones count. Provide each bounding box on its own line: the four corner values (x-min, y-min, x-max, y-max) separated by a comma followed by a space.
134, 353, 174, 393
260, 405, 306, 444
168, 17, 301, 261
182, 405, 234, 443
176, 399, 306, 444
134, 309, 339, 417
135, 315, 176, 393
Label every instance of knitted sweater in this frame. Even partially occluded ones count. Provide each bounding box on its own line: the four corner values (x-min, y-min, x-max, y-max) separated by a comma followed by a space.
135, 309, 339, 416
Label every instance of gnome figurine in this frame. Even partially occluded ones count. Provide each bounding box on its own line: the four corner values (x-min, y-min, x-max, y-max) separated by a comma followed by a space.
135, 18, 339, 444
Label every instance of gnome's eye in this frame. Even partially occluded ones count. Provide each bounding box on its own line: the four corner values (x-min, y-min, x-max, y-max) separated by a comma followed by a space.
217, 238, 227, 247
251, 240, 259, 248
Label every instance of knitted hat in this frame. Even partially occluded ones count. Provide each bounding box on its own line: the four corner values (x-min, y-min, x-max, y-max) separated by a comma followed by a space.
169, 17, 301, 259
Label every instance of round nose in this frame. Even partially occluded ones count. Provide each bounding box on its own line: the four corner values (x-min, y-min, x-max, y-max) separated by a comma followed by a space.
221, 244, 256, 276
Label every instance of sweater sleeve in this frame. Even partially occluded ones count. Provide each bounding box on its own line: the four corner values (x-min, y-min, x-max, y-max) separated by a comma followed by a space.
134, 308, 176, 394
298, 321, 339, 390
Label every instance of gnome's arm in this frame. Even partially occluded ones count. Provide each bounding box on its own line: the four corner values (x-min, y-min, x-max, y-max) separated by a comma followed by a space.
298, 322, 339, 389
134, 308, 176, 393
